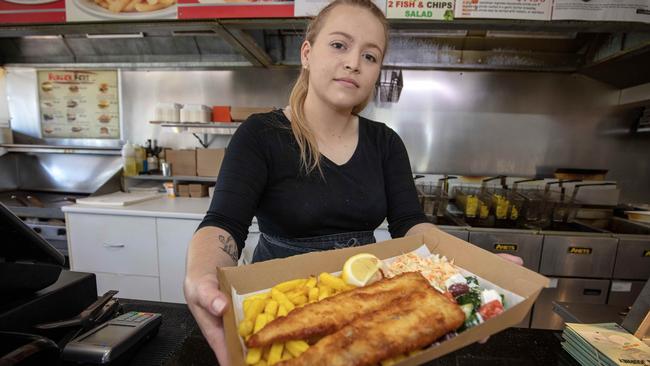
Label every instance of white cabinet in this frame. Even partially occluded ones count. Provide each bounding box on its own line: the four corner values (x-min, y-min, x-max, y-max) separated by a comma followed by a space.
157, 218, 201, 303
66, 212, 201, 303
95, 273, 160, 302
67, 213, 158, 276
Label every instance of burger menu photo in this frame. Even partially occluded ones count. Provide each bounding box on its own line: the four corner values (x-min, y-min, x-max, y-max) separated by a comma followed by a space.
37, 70, 120, 139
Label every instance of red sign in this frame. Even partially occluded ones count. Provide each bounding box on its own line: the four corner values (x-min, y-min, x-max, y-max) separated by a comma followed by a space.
177, 0, 293, 19
0, 0, 65, 23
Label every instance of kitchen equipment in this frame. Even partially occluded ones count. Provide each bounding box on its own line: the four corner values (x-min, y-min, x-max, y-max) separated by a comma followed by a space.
375, 69, 403, 103
469, 229, 543, 272
415, 176, 456, 220
531, 277, 610, 330
539, 179, 581, 229
565, 182, 617, 223
540, 235, 618, 278
453, 185, 491, 221
512, 179, 545, 225
61, 311, 162, 365
625, 211, 650, 223
553, 168, 608, 181
161, 162, 171, 177
607, 280, 646, 308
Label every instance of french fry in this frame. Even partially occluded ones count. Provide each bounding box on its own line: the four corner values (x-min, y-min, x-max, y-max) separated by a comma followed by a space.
134, 1, 168, 11
308, 287, 319, 302
238, 319, 254, 337
245, 348, 262, 365
267, 343, 284, 365
305, 276, 317, 289
286, 340, 309, 357
253, 313, 269, 334
159, 0, 175, 5
271, 288, 295, 312
289, 295, 308, 306
285, 288, 307, 301
146, 0, 158, 5
107, 0, 131, 13
264, 300, 279, 318
277, 305, 288, 317
263, 346, 272, 361
286, 290, 305, 302
245, 292, 271, 302
254, 361, 267, 366
122, 0, 139, 12
272, 279, 307, 293
245, 299, 266, 322
318, 285, 331, 301
281, 349, 292, 361
319, 272, 347, 291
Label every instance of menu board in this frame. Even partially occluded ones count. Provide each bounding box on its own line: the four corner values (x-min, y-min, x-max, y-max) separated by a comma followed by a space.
454, 0, 552, 20
37, 70, 120, 139
552, 0, 650, 23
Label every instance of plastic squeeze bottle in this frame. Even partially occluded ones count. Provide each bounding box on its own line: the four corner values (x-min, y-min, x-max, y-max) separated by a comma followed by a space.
121, 141, 137, 177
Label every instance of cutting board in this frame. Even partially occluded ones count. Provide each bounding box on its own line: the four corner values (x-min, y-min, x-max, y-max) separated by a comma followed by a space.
76, 192, 163, 206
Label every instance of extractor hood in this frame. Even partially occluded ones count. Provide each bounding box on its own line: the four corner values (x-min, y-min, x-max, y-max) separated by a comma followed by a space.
0, 19, 649, 87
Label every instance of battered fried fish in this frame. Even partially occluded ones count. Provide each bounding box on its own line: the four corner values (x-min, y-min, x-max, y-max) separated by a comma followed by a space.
246, 272, 431, 348
276, 285, 465, 366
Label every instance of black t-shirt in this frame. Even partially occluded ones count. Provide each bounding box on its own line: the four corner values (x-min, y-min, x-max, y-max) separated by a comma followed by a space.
198, 110, 427, 257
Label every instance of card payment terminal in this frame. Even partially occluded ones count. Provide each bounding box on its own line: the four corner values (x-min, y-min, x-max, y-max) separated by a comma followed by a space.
62, 311, 162, 364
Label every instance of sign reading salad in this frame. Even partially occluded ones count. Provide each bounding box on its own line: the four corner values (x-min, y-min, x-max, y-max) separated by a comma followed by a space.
37, 70, 120, 139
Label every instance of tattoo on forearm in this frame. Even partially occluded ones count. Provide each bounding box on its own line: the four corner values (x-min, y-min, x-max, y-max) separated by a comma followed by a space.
218, 235, 238, 263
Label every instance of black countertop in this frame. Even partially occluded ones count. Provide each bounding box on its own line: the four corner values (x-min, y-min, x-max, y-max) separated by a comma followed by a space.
121, 299, 580, 366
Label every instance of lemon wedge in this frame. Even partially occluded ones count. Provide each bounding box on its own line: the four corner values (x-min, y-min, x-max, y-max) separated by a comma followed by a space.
341, 253, 383, 287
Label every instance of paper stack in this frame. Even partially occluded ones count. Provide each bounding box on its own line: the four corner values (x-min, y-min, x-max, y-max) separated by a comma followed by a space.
561, 323, 650, 366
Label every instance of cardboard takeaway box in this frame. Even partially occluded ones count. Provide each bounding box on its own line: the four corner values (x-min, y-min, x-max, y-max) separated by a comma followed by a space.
218, 229, 549, 366
196, 148, 226, 177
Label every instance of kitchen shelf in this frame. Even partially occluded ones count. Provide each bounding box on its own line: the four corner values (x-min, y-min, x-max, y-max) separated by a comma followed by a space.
122, 174, 216, 195
150, 121, 241, 135
125, 175, 217, 183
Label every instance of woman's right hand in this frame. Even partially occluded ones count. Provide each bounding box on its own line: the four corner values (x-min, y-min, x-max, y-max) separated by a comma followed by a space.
184, 273, 231, 366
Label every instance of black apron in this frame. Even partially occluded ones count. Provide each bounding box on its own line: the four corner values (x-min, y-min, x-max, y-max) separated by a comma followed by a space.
251, 231, 376, 263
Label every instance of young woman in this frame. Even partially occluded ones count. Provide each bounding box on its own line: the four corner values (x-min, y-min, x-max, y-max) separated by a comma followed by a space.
184, 0, 521, 363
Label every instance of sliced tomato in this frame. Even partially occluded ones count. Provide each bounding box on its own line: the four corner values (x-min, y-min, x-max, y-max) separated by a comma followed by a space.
478, 300, 504, 320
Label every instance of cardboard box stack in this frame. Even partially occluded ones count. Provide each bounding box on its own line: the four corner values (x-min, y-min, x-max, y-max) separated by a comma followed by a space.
177, 184, 190, 197
197, 148, 226, 177
166, 149, 197, 176
189, 184, 208, 198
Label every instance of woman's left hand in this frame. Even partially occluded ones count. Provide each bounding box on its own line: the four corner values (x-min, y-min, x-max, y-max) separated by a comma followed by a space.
496, 253, 524, 266
477, 253, 524, 344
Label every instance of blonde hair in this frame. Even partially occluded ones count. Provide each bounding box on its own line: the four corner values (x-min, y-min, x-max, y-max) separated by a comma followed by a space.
289, 0, 389, 175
